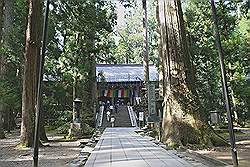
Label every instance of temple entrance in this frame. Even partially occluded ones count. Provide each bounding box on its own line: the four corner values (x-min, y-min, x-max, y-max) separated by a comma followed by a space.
96, 64, 159, 129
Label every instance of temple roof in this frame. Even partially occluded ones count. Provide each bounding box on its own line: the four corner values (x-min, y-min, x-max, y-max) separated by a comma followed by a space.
96, 64, 159, 82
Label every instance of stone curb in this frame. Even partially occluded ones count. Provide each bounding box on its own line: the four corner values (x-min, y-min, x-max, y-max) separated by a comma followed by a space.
68, 130, 102, 167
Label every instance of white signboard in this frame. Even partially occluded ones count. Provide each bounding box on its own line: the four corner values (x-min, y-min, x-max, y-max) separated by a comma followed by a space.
139, 112, 144, 121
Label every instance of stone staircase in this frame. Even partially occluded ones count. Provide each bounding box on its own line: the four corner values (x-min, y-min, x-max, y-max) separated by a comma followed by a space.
102, 105, 132, 128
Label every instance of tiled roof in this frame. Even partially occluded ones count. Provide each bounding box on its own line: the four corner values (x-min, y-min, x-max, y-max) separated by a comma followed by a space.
96, 64, 159, 82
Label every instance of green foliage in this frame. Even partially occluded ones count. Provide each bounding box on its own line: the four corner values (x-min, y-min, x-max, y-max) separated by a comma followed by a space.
111, 0, 158, 64
0, 0, 26, 118
42, 81, 75, 134
47, 0, 116, 78
0, 76, 21, 111
55, 122, 70, 134
1, 0, 248, 139
41, 0, 118, 130
83, 123, 95, 136
184, 0, 249, 125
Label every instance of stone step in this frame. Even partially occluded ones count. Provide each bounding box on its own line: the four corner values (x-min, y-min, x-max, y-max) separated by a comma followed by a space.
102, 105, 132, 128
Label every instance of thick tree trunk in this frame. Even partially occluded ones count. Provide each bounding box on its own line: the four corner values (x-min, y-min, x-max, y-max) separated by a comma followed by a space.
3, 110, 16, 131
0, 0, 3, 44
0, 111, 4, 139
37, 6, 48, 142
20, 0, 41, 147
2, 0, 21, 134
0, 0, 5, 139
1, 0, 17, 135
81, 56, 96, 129
81, 1, 97, 129
72, 76, 76, 122
39, 110, 48, 141
91, 54, 97, 111
156, 0, 165, 98
38, 106, 48, 141
1, 0, 15, 133
157, 0, 212, 146
3, 0, 14, 45
142, 0, 149, 82
90, 2, 97, 121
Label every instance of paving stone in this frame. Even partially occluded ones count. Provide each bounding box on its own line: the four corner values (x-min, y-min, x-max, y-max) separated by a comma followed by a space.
84, 128, 209, 167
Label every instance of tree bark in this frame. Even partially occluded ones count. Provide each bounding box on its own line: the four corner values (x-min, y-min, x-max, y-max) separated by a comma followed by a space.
156, 0, 165, 98
81, 54, 96, 129
81, 1, 97, 130
1, 0, 15, 133
0, 0, 3, 45
20, 0, 41, 147
3, 109, 16, 131
3, 0, 14, 46
0, 112, 4, 139
0, 0, 5, 139
157, 0, 212, 146
142, 0, 149, 82
39, 108, 48, 141
90, 54, 97, 126
38, 5, 48, 142
72, 76, 76, 122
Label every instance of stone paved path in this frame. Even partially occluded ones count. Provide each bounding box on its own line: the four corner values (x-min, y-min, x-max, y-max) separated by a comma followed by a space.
84, 128, 205, 167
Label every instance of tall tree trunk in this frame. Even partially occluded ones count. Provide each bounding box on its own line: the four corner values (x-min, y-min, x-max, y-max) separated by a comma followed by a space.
91, 55, 97, 124
3, 0, 14, 45
157, 0, 212, 146
81, 53, 96, 129
3, 109, 16, 131
20, 0, 41, 147
81, 1, 97, 130
142, 0, 149, 82
156, 0, 165, 98
1, 0, 19, 133
2, 0, 15, 132
72, 76, 76, 122
0, 112, 4, 139
39, 108, 48, 141
0, 0, 5, 139
38, 6, 48, 142
0, 0, 3, 58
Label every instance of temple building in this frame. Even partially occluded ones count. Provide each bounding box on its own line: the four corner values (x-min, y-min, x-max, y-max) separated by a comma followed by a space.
96, 64, 159, 106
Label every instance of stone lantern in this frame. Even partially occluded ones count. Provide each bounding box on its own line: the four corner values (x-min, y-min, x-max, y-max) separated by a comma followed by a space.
69, 98, 82, 137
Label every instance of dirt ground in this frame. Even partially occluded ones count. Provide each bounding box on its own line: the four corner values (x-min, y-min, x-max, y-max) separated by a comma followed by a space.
0, 130, 81, 167
194, 129, 250, 167
195, 140, 250, 167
